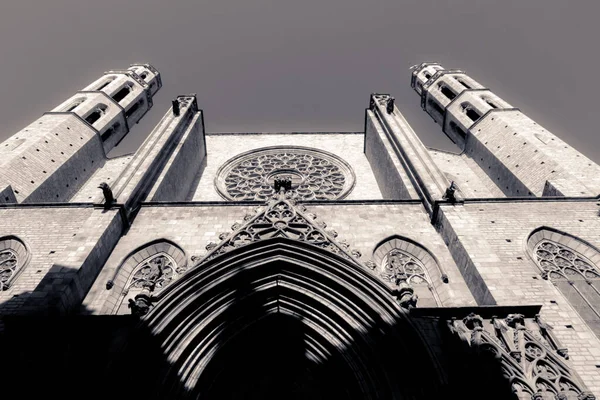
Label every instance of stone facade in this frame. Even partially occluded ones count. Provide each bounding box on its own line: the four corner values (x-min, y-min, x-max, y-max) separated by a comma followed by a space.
0, 62, 598, 399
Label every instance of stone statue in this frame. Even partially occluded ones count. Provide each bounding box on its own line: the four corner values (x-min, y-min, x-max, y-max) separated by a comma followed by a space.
172, 99, 180, 116
98, 182, 115, 209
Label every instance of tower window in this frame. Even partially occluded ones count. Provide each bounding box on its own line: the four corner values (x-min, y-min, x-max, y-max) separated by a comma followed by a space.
112, 84, 133, 103
423, 71, 432, 79
428, 99, 444, 116
461, 103, 481, 122
482, 97, 498, 109
140, 72, 148, 79
126, 99, 144, 119
455, 77, 472, 89
85, 104, 107, 125
101, 122, 121, 141
449, 121, 466, 139
96, 76, 116, 91
438, 83, 456, 100
65, 97, 86, 112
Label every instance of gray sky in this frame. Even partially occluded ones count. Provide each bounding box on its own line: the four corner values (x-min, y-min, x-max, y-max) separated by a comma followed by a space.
1, 0, 598, 160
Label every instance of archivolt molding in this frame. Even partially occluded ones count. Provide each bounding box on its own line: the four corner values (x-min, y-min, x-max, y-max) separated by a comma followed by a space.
0, 236, 30, 291
134, 238, 445, 399
448, 313, 594, 399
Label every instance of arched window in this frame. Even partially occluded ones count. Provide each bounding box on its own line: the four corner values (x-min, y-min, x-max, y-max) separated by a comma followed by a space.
482, 97, 498, 109
427, 98, 444, 116
96, 76, 116, 91
461, 103, 481, 122
140, 72, 148, 79
64, 97, 86, 112
529, 228, 600, 338
438, 83, 457, 100
111, 83, 133, 103
449, 121, 467, 139
85, 104, 108, 125
455, 77, 472, 89
372, 236, 446, 308
101, 122, 121, 141
423, 71, 432, 80
0, 236, 29, 291
125, 99, 144, 119
109, 240, 188, 315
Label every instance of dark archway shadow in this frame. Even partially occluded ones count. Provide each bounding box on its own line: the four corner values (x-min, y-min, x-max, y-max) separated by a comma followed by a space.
0, 243, 518, 399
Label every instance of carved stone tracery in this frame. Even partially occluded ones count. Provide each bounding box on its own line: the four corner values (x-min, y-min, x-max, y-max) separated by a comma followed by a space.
0, 249, 18, 291
534, 241, 600, 281
448, 313, 594, 400
215, 146, 355, 201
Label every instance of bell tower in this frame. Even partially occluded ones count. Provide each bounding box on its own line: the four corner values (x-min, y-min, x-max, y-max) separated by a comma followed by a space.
0, 64, 161, 203
411, 62, 600, 197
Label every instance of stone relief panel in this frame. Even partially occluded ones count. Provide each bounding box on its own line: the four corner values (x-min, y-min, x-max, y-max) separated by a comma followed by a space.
0, 236, 29, 291
214, 146, 356, 201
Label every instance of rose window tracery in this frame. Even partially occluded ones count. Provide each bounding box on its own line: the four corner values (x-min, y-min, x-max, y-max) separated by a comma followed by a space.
0, 249, 18, 291
215, 146, 355, 201
534, 240, 600, 281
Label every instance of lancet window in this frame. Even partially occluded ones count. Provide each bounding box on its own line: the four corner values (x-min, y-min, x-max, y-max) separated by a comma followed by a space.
0, 236, 29, 291
533, 239, 600, 337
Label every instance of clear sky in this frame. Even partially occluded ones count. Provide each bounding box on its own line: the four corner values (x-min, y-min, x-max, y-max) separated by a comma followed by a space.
1, 0, 598, 160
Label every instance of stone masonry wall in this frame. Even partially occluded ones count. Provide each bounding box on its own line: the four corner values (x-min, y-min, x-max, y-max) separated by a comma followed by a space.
436, 199, 600, 392
190, 133, 383, 201
83, 202, 476, 314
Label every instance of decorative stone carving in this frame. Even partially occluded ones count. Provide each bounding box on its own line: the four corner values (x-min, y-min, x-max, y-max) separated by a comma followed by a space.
98, 182, 115, 208
197, 190, 364, 267
0, 249, 18, 291
448, 313, 591, 399
214, 146, 356, 201
129, 253, 186, 293
534, 240, 600, 281
443, 181, 458, 203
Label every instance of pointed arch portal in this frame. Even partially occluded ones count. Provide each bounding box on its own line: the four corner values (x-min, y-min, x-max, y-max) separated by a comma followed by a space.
121, 238, 445, 399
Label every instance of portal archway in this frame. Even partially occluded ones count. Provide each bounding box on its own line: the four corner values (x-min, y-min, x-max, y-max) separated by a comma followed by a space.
127, 238, 445, 399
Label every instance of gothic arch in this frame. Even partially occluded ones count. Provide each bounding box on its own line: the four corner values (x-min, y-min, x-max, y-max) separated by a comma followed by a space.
527, 227, 600, 338
0, 235, 30, 291
123, 238, 446, 399
106, 239, 188, 314
372, 235, 447, 307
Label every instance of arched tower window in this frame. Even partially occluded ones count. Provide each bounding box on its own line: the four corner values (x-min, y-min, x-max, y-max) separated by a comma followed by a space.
111, 83, 133, 103
108, 240, 188, 315
461, 103, 481, 122
96, 76, 116, 91
372, 236, 445, 308
64, 97, 86, 113
85, 104, 107, 125
427, 98, 444, 116
449, 121, 467, 139
0, 236, 29, 291
101, 122, 121, 141
529, 228, 600, 338
482, 97, 498, 109
438, 83, 457, 100
125, 99, 144, 119
423, 71, 432, 79
455, 77, 472, 89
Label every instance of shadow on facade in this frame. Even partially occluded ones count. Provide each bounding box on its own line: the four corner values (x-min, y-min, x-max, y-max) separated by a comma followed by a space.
0, 254, 515, 399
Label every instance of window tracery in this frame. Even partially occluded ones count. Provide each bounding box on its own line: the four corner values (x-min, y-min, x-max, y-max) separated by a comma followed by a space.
128, 252, 181, 292
215, 146, 355, 201
0, 236, 29, 291
532, 236, 600, 338
0, 249, 19, 291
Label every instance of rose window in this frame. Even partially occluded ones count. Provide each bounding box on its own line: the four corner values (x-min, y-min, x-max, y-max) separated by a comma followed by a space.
215, 146, 355, 201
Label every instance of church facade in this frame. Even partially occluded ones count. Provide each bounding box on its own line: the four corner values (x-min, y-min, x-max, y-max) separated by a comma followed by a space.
0, 62, 599, 399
